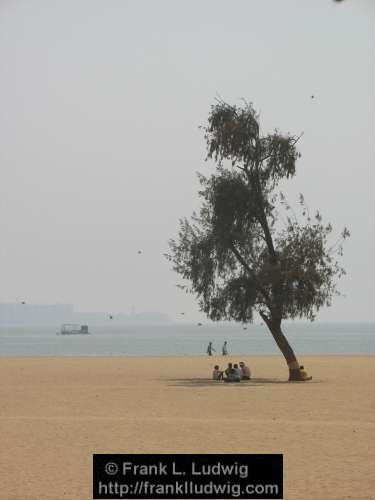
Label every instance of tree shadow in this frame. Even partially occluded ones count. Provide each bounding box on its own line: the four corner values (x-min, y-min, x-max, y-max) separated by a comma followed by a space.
166, 377, 291, 387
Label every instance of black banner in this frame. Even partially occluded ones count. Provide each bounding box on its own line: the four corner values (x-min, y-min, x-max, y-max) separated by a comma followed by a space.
93, 454, 283, 499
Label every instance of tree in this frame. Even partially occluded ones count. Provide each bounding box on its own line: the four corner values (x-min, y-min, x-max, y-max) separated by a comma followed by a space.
166, 100, 349, 381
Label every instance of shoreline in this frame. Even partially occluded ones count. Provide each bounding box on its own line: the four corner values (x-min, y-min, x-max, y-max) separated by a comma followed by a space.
1, 352, 374, 358
0, 352, 375, 360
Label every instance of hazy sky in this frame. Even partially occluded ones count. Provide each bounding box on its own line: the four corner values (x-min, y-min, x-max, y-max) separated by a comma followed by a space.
0, 0, 374, 322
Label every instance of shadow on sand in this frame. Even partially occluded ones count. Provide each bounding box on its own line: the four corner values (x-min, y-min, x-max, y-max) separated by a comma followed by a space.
167, 377, 290, 387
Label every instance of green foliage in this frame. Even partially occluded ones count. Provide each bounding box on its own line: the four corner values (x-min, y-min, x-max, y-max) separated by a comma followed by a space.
166, 100, 349, 325
204, 100, 301, 191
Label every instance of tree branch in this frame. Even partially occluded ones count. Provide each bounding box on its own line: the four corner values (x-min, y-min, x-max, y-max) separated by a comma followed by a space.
229, 243, 271, 307
252, 172, 277, 263
259, 310, 271, 326
290, 131, 304, 146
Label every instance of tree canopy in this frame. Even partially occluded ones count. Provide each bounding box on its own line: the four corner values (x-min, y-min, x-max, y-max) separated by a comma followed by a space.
167, 100, 349, 380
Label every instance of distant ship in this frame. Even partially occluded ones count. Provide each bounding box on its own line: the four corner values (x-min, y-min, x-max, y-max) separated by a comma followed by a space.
56, 324, 90, 335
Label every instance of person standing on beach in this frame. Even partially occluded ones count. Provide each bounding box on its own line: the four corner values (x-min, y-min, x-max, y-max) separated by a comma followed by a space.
207, 341, 215, 356
222, 341, 228, 356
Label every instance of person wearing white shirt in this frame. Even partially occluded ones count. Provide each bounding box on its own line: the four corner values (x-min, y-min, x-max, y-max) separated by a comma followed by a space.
212, 365, 223, 380
239, 361, 251, 380
232, 363, 242, 381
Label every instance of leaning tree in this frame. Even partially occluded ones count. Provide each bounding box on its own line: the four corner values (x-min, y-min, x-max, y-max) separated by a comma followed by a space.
166, 100, 349, 381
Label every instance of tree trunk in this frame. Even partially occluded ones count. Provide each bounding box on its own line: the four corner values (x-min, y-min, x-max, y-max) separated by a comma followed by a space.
268, 322, 303, 381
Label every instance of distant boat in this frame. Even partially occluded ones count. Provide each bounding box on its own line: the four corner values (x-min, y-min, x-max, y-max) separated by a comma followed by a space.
57, 324, 90, 335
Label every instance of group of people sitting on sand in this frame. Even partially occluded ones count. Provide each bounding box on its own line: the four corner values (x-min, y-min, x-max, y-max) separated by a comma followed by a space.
213, 362, 311, 382
212, 362, 251, 382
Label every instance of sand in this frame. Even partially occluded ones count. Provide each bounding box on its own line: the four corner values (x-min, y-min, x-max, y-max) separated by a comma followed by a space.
0, 355, 374, 500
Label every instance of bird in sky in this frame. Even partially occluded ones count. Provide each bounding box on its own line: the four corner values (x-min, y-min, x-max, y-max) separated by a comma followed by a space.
180, 312, 185, 315
311, 95, 315, 99
137, 250, 142, 254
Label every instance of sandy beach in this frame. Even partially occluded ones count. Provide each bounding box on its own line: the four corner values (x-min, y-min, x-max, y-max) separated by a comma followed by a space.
0, 355, 374, 500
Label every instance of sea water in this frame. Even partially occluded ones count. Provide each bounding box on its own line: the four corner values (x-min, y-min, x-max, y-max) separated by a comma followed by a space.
0, 322, 374, 356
